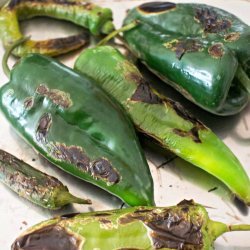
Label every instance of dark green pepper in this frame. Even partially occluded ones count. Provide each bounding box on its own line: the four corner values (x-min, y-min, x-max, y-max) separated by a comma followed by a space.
75, 45, 250, 205
123, 2, 250, 115
0, 42, 154, 206
0, 149, 91, 209
0, 0, 114, 56
11, 200, 250, 250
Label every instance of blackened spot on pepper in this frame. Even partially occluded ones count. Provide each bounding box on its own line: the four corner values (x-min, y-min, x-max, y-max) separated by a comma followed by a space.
23, 97, 34, 110
52, 144, 90, 171
131, 81, 162, 104
92, 158, 120, 184
60, 213, 80, 219
99, 218, 112, 224
195, 8, 231, 33
35, 31, 89, 51
134, 208, 153, 213
36, 113, 52, 143
224, 32, 240, 42
177, 200, 195, 206
36, 84, 73, 109
11, 224, 80, 250
165, 39, 203, 60
167, 99, 205, 129
138, 2, 176, 14
173, 128, 202, 143
208, 43, 224, 58
92, 213, 112, 217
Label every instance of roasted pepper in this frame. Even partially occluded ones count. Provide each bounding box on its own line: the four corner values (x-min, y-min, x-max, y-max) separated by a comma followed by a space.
11, 200, 250, 250
0, 149, 91, 209
0, 41, 154, 207
122, 2, 250, 115
0, 0, 114, 56
74, 45, 250, 205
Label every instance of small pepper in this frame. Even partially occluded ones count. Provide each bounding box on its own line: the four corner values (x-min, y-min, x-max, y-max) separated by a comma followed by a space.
74, 45, 250, 205
11, 200, 250, 250
0, 0, 114, 56
0, 39, 154, 206
123, 2, 250, 115
0, 149, 91, 209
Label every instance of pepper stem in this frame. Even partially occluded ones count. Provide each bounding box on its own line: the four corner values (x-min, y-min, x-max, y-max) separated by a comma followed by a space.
208, 220, 250, 241
97, 21, 139, 46
2, 36, 30, 78
235, 64, 250, 95
55, 190, 92, 208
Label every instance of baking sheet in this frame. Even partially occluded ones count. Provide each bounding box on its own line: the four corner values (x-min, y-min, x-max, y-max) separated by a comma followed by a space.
0, 0, 250, 249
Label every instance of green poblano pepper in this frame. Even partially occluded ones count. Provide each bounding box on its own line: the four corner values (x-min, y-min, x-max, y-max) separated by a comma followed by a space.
11, 200, 250, 250
0, 149, 91, 209
0, 53, 154, 206
122, 2, 250, 115
74, 45, 250, 205
0, 0, 114, 56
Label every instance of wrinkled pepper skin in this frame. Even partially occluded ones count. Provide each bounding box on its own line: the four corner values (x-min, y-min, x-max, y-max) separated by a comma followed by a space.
123, 2, 250, 115
11, 200, 250, 250
0, 53, 154, 206
0, 0, 114, 56
75, 45, 250, 205
0, 149, 91, 209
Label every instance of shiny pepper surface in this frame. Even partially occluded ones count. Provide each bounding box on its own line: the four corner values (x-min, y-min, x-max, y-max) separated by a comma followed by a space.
11, 200, 250, 250
0, 53, 154, 206
123, 2, 250, 115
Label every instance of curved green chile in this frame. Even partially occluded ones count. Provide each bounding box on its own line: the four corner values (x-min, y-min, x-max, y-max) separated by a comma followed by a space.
0, 0, 114, 56
75, 46, 250, 205
123, 2, 250, 115
11, 200, 250, 250
0, 149, 91, 209
0, 54, 154, 206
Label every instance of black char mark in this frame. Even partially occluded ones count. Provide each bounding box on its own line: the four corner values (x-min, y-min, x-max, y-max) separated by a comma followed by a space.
11, 224, 80, 250
173, 127, 202, 143
131, 81, 162, 104
92, 158, 120, 184
208, 43, 224, 58
119, 206, 203, 249
8, 0, 93, 9
36, 113, 52, 143
138, 2, 176, 13
195, 8, 231, 33
169, 39, 203, 60
34, 31, 90, 51
51, 144, 120, 185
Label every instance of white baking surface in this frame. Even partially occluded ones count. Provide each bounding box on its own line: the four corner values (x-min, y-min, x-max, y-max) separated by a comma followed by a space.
0, 0, 250, 249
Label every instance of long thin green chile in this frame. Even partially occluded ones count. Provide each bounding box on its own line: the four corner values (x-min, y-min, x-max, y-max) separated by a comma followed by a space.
0, 0, 114, 56
0, 42, 154, 206
0, 149, 91, 209
11, 200, 250, 250
74, 45, 250, 205
123, 2, 250, 115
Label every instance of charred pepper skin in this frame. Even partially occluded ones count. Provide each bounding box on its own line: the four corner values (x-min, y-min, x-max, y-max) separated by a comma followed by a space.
0, 54, 154, 206
0, 0, 114, 56
0, 149, 91, 209
123, 2, 250, 115
74, 45, 250, 205
11, 200, 250, 250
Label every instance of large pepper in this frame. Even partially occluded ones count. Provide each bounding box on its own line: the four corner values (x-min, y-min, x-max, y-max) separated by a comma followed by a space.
11, 200, 250, 250
122, 2, 250, 115
0, 44, 154, 206
74, 45, 250, 205
0, 0, 114, 56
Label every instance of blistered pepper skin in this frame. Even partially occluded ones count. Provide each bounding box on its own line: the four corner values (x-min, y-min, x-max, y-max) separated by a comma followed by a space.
0, 0, 114, 56
0, 54, 154, 206
123, 2, 250, 115
74, 45, 250, 205
0, 149, 91, 209
11, 200, 250, 250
